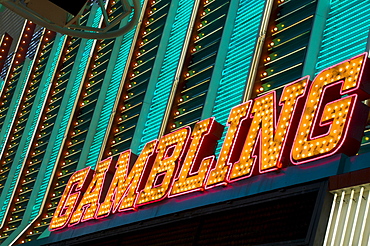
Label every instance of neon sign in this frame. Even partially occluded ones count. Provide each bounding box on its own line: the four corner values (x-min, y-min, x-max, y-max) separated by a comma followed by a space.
50, 53, 370, 230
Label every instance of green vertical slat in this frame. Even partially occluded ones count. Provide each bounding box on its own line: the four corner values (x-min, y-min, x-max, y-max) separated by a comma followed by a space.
315, 0, 370, 72
29, 8, 103, 220
84, 1, 144, 167
0, 34, 64, 226
211, 0, 265, 156
137, 0, 196, 152
0, 60, 32, 159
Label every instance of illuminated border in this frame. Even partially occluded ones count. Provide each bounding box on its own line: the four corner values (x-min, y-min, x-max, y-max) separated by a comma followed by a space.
50, 53, 370, 231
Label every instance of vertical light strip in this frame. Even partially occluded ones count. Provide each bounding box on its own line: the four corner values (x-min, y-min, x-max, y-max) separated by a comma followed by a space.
0, 21, 36, 157
85, 0, 145, 167
210, 0, 265, 157
0, 33, 13, 73
349, 186, 364, 246
1, 20, 34, 93
0, 59, 33, 154
29, 39, 93, 220
28, 7, 103, 222
158, 0, 201, 137
5, 7, 101, 243
324, 192, 338, 246
243, 0, 273, 102
75, 0, 140, 169
0, 33, 63, 228
0, 61, 32, 240
137, 0, 197, 151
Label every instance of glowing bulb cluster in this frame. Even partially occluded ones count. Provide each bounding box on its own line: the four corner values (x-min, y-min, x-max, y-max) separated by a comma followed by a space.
137, 128, 190, 205
230, 78, 307, 180
206, 102, 251, 186
96, 140, 157, 218
49, 54, 370, 231
49, 167, 93, 230
171, 118, 223, 196
292, 54, 367, 163
69, 159, 111, 225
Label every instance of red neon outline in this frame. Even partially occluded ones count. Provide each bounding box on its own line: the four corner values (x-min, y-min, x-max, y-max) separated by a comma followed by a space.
291, 53, 369, 165
94, 150, 132, 219
110, 150, 134, 214
313, 83, 354, 137
95, 140, 159, 219
130, 141, 161, 208
123, 140, 158, 211
187, 120, 218, 177
152, 171, 167, 188
84, 157, 113, 222
163, 144, 176, 159
230, 92, 278, 181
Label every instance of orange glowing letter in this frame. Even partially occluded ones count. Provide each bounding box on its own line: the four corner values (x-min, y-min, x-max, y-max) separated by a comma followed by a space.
49, 167, 93, 230
292, 54, 370, 164
229, 77, 308, 181
96, 140, 157, 218
69, 159, 112, 225
137, 128, 190, 205
170, 118, 223, 196
206, 102, 251, 187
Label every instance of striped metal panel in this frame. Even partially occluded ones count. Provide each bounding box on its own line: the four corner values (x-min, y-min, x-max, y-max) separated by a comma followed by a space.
211, 0, 265, 156
324, 186, 370, 246
315, 0, 370, 72
137, 0, 197, 152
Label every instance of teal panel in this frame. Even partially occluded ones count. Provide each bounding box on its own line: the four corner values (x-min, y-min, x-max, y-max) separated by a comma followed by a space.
0, 34, 64, 225
0, 60, 33, 157
29, 9, 103, 221
315, 0, 370, 72
211, 0, 265, 155
137, 0, 196, 151
84, 0, 144, 168
29, 38, 96, 221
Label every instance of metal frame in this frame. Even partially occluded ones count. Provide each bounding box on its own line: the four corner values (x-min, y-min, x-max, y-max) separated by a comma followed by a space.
0, 0, 140, 39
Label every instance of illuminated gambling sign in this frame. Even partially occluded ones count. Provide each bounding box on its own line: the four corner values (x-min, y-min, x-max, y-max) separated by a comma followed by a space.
50, 53, 370, 231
